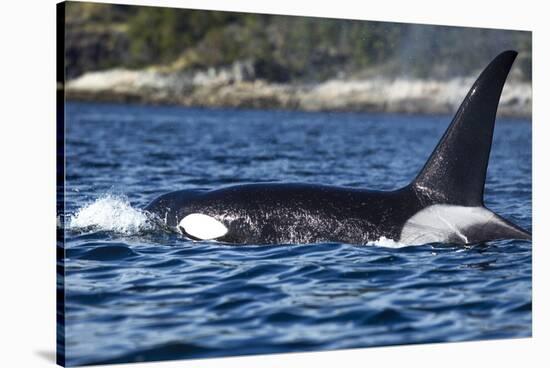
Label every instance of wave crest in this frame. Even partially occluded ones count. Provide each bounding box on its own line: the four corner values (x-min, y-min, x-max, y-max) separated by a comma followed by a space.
367, 236, 409, 248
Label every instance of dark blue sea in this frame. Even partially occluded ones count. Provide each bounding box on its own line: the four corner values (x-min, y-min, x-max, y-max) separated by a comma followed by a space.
61, 102, 532, 366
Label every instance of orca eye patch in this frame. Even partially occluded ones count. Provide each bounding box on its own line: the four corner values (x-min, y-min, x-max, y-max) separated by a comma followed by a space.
179, 213, 228, 240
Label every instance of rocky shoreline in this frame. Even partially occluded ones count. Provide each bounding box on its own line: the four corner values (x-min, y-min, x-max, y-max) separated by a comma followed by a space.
65, 61, 532, 118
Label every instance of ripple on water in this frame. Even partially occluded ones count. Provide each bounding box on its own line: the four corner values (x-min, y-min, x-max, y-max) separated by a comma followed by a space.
76, 244, 139, 261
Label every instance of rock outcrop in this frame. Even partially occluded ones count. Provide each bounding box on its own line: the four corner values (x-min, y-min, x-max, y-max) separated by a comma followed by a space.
65, 61, 531, 118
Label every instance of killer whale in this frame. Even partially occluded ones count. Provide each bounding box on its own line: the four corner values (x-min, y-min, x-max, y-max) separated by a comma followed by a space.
145, 50, 531, 245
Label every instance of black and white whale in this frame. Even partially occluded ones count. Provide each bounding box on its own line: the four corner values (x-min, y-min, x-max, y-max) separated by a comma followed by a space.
145, 50, 531, 246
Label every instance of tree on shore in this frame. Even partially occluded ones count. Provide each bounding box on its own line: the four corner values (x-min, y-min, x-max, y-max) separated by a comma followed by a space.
64, 2, 532, 82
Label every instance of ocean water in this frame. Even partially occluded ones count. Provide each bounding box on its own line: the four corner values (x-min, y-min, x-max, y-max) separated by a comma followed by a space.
60, 102, 532, 366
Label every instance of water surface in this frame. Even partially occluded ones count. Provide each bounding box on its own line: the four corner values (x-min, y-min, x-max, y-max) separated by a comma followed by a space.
62, 102, 532, 366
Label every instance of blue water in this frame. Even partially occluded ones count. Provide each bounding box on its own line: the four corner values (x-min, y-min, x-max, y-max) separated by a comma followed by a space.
62, 102, 532, 366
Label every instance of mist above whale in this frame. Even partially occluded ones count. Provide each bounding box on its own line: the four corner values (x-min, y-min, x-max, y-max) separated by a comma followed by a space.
145, 50, 531, 246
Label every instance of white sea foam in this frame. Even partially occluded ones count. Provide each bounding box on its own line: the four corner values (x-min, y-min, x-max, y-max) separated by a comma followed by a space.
68, 194, 153, 234
367, 236, 409, 248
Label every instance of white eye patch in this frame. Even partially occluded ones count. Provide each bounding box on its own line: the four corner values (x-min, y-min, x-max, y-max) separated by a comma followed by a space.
179, 213, 228, 240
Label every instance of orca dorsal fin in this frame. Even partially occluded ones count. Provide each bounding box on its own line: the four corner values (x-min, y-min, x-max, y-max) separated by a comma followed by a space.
411, 50, 518, 206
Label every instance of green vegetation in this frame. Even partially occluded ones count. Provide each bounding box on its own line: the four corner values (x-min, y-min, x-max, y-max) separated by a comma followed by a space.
64, 2, 532, 81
